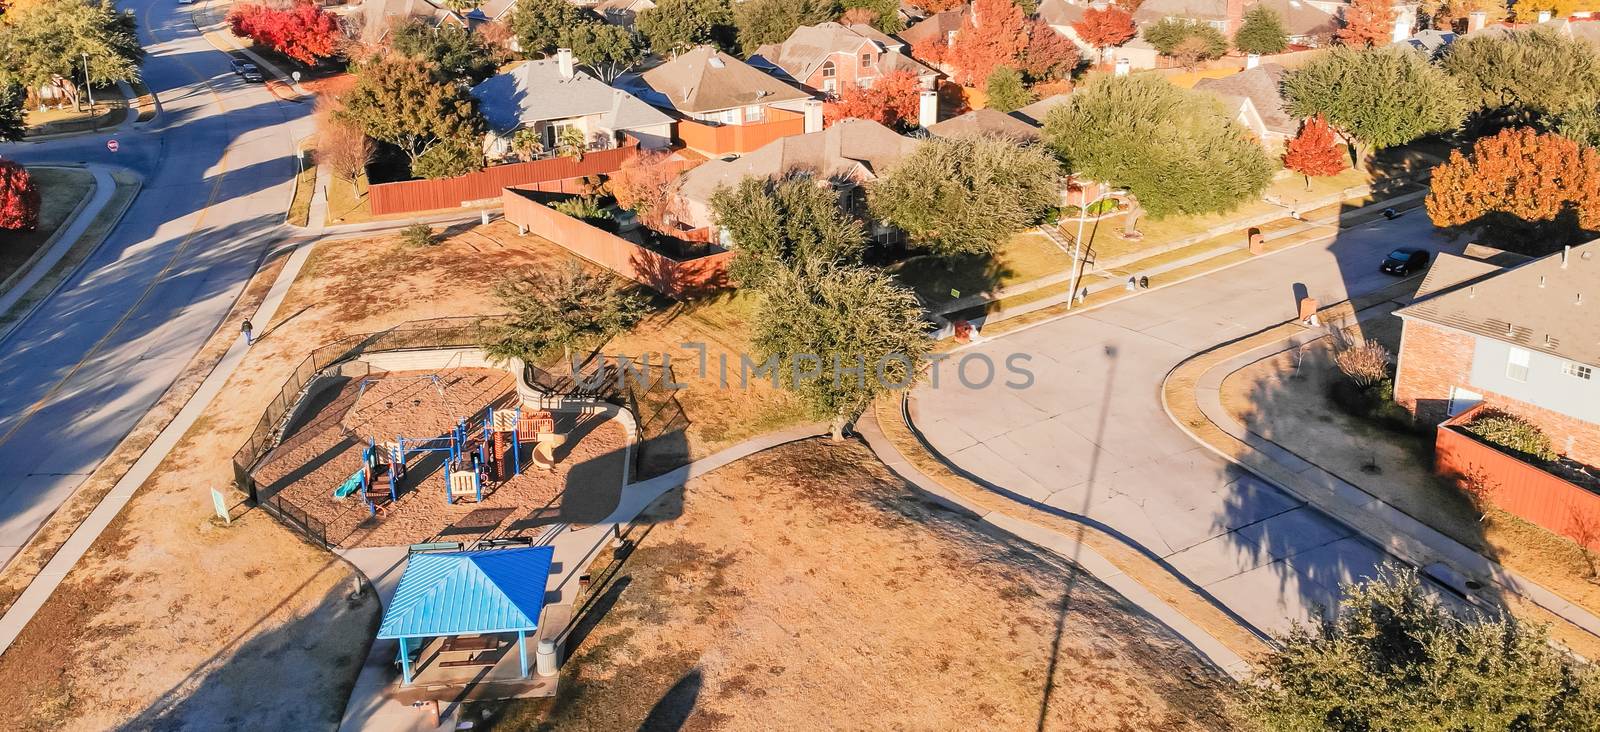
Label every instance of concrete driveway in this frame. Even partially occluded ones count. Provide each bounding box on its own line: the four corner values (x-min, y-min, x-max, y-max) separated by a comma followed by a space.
911, 212, 1459, 636
0, 0, 307, 565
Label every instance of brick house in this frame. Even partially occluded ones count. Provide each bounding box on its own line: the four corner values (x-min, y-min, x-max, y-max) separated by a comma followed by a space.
1393, 240, 1600, 467
633, 46, 815, 156
749, 22, 939, 96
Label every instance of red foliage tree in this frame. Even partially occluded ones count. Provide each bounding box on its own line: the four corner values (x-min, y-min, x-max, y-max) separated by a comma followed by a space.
227, 1, 342, 66
823, 70, 924, 127
1018, 18, 1079, 80
606, 150, 688, 230
943, 0, 1029, 86
0, 160, 41, 231
907, 0, 964, 11
1426, 127, 1600, 240
1073, 6, 1137, 62
1336, 0, 1396, 48
1282, 115, 1346, 187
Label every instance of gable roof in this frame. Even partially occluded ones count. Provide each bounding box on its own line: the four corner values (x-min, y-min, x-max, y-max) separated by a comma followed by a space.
1193, 64, 1295, 136
929, 108, 1042, 142
1010, 93, 1073, 127
639, 46, 812, 115
377, 546, 554, 639
1258, 0, 1340, 37
1396, 239, 1600, 367
898, 6, 966, 47
472, 59, 675, 133
679, 118, 922, 203
1133, 0, 1229, 24
358, 0, 461, 43
1037, 0, 1090, 27
751, 22, 933, 83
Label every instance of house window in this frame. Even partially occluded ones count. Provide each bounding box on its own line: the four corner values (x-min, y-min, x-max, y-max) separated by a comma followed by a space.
1208, 19, 1226, 31
821, 61, 837, 78
744, 105, 764, 123
861, 52, 875, 68
822, 78, 837, 93
545, 120, 580, 149
1506, 347, 1531, 382
714, 108, 739, 125
1564, 362, 1594, 380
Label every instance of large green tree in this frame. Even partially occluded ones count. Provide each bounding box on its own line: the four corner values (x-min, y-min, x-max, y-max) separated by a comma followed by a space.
0, 84, 24, 141
869, 135, 1060, 256
339, 57, 485, 179
508, 0, 591, 55
733, 0, 838, 52
1233, 5, 1288, 56
841, 0, 904, 33
1245, 567, 1600, 731
1143, 17, 1228, 65
752, 262, 930, 440
388, 20, 501, 86
483, 263, 647, 371
1283, 46, 1466, 159
709, 172, 868, 288
636, 0, 732, 55
565, 22, 644, 82
0, 0, 143, 90
983, 65, 1033, 112
1555, 103, 1600, 148
1440, 27, 1600, 131
1044, 73, 1273, 233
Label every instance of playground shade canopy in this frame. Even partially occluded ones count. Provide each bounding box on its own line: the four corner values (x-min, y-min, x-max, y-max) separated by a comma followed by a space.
378, 546, 555, 639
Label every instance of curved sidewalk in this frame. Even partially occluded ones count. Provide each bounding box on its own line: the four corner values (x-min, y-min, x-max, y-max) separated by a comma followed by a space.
1173, 303, 1600, 641
0, 166, 117, 331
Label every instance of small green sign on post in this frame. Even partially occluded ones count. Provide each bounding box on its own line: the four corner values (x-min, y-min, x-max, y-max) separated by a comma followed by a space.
950, 288, 961, 299
211, 488, 231, 526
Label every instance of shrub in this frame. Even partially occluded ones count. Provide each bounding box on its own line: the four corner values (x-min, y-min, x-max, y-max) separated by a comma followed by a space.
1327, 377, 1412, 432
1333, 339, 1392, 388
553, 195, 612, 222
400, 223, 437, 247
1464, 409, 1558, 462
0, 160, 41, 231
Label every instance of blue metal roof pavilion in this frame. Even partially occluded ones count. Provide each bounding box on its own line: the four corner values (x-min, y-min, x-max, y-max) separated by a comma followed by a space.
377, 545, 555, 685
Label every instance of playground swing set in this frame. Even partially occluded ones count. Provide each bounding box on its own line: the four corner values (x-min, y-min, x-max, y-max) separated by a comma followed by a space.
334, 406, 570, 514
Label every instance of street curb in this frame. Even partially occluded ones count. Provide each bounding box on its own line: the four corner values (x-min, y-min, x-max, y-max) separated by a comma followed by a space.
0, 166, 99, 302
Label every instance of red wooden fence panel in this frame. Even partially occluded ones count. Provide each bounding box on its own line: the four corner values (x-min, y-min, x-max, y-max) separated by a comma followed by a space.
367, 139, 640, 216
1436, 406, 1600, 550
677, 109, 806, 156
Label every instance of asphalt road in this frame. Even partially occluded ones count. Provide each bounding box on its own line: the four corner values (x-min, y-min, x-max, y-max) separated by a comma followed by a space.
911, 212, 1461, 636
0, 0, 307, 565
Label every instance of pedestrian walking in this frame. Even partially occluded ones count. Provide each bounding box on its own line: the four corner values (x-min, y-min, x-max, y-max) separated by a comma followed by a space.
241, 318, 254, 345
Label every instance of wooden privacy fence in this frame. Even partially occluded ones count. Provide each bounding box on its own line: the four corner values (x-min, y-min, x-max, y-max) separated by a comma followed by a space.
1436, 405, 1600, 550
677, 109, 805, 156
502, 188, 732, 299
367, 138, 640, 216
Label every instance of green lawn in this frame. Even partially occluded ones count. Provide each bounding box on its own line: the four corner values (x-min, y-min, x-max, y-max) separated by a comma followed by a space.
286, 159, 316, 227
0, 167, 96, 283
23, 85, 128, 136
892, 230, 1072, 309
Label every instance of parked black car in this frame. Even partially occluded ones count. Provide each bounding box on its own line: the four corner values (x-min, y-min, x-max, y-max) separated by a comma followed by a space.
1381, 248, 1430, 276
240, 64, 264, 83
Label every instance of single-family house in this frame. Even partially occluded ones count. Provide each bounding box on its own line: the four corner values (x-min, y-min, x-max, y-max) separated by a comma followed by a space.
1193, 62, 1297, 147
676, 118, 922, 235
354, 0, 465, 45
1010, 93, 1073, 127
462, 0, 516, 26
471, 50, 676, 162
587, 0, 655, 27
928, 108, 1042, 143
635, 46, 815, 155
1393, 240, 1600, 466
750, 22, 940, 96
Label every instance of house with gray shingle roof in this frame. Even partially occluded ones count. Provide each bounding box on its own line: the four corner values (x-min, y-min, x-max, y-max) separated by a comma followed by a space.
750, 22, 939, 96
470, 51, 676, 162
637, 46, 814, 122
1193, 63, 1297, 146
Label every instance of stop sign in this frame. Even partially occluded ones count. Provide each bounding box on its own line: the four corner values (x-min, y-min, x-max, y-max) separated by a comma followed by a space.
106, 139, 119, 153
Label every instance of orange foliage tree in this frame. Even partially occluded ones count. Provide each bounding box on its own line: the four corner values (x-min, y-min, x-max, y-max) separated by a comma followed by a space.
1336, 0, 1396, 48
1018, 18, 1079, 80
915, 0, 1074, 86
906, 0, 964, 11
1281, 115, 1346, 188
1073, 6, 1138, 63
607, 151, 688, 230
823, 70, 924, 128
1426, 127, 1600, 252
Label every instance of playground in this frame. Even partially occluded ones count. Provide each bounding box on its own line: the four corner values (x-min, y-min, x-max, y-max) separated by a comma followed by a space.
250, 367, 629, 549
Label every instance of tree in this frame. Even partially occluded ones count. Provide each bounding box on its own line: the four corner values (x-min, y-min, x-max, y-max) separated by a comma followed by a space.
0, 0, 143, 90
1283, 47, 1466, 159
1233, 5, 1288, 55
483, 263, 648, 372
1044, 73, 1273, 233
606, 150, 687, 230
0, 84, 23, 142
339, 57, 485, 179
733, 0, 838, 52
752, 263, 930, 440
840, 0, 904, 33
636, 0, 732, 55
1425, 127, 1600, 253
1337, 0, 1397, 47
1017, 18, 1079, 81
314, 97, 375, 184
1073, 6, 1137, 63
509, 0, 590, 55
942, 0, 1029, 86
565, 22, 644, 82
0, 160, 40, 231
983, 65, 1033, 112
869, 135, 1060, 256
1555, 103, 1600, 148
1144, 18, 1228, 66
1282, 115, 1346, 188
906, 0, 964, 11
1244, 567, 1600, 731
226, 2, 342, 66
388, 20, 500, 85
822, 69, 922, 128
1440, 28, 1600, 130
709, 172, 868, 287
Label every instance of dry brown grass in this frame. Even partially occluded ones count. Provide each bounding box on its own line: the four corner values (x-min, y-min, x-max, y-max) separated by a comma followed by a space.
0, 167, 95, 284
472, 439, 1242, 730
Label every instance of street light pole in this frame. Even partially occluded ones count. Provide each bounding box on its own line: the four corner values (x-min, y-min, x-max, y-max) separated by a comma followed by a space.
1066, 185, 1109, 312
82, 53, 94, 109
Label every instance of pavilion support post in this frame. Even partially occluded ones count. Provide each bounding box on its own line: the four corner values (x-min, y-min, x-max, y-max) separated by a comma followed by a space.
399, 637, 413, 685
518, 631, 529, 678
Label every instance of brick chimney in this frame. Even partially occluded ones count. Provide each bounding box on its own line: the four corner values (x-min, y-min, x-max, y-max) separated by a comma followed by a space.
1225, 0, 1247, 37
557, 48, 574, 80
803, 99, 824, 133
1114, 57, 1130, 76
1246, 53, 1260, 69
1467, 10, 1486, 32
1537, 9, 1552, 22
918, 90, 938, 129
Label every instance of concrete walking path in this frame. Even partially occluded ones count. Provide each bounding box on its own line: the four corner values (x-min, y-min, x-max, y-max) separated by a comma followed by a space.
335, 422, 829, 732
1183, 304, 1600, 641
0, 166, 116, 331
0, 235, 320, 658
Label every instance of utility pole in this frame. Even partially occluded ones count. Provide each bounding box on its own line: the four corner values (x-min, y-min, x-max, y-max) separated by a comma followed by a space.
82, 53, 94, 109
1067, 185, 1111, 312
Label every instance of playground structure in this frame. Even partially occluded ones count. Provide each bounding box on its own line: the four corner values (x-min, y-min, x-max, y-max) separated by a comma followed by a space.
341, 406, 570, 508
